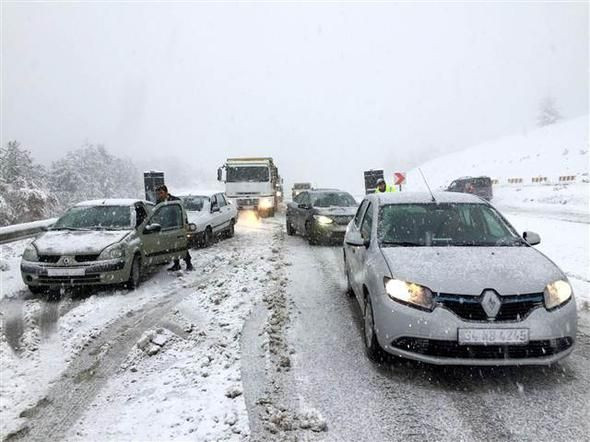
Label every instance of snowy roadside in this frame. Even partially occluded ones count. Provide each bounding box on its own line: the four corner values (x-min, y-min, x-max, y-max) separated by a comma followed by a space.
62, 218, 281, 441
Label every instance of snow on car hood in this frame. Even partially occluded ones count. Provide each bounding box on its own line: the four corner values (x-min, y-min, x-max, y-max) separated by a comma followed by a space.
380, 246, 563, 295
314, 207, 357, 217
33, 230, 131, 255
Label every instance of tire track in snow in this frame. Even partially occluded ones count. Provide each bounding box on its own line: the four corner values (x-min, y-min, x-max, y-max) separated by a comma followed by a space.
3, 270, 224, 442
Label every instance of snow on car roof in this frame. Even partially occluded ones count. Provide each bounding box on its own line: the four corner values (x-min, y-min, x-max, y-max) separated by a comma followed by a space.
75, 199, 145, 207
371, 191, 486, 205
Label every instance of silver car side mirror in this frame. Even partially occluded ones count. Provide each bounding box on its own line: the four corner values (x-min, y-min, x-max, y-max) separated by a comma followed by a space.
523, 231, 541, 246
346, 231, 369, 247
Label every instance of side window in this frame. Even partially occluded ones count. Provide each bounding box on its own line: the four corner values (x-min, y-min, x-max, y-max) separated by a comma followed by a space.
300, 193, 310, 206
211, 194, 218, 207
293, 193, 302, 204
135, 204, 148, 228
354, 200, 369, 227
151, 204, 183, 230
217, 194, 226, 207
360, 203, 373, 240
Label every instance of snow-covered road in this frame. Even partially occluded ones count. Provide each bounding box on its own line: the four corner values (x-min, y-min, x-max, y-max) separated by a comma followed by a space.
1, 206, 589, 441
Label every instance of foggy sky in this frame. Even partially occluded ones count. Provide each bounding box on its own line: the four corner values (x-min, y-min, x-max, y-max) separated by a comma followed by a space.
1, 2, 588, 194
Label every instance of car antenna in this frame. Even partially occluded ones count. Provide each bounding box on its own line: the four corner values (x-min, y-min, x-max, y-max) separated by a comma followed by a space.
418, 168, 437, 203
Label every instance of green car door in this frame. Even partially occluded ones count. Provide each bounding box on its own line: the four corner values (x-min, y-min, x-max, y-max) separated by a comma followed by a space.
141, 202, 189, 265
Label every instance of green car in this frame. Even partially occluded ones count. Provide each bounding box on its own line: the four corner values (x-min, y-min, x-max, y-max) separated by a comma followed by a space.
20, 199, 196, 293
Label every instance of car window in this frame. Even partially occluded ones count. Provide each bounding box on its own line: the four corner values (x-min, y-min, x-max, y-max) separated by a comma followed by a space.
211, 194, 218, 207
52, 205, 132, 231
354, 200, 369, 228
135, 204, 148, 228
300, 192, 310, 206
360, 203, 373, 240
151, 204, 183, 230
378, 203, 521, 247
311, 192, 357, 208
217, 194, 226, 207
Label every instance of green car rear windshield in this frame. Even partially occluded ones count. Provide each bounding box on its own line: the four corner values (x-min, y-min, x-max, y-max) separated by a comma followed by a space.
378, 203, 521, 247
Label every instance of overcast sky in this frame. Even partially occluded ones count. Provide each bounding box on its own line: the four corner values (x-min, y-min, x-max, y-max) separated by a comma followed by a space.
1, 2, 588, 193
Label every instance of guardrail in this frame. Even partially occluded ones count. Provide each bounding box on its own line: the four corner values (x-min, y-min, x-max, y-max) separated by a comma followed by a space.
0, 218, 57, 245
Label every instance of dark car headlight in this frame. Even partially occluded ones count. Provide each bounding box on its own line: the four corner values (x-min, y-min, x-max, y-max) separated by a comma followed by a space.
313, 215, 333, 225
544, 280, 572, 310
384, 277, 435, 311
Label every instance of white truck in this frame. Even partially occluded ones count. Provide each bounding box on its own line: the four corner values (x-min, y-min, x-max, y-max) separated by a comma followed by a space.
217, 157, 282, 217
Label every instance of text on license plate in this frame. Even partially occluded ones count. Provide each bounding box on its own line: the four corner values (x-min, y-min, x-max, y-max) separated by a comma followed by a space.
458, 328, 529, 345
47, 268, 86, 277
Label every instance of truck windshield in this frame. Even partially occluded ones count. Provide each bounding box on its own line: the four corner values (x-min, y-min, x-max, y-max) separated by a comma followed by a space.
52, 206, 132, 231
378, 203, 523, 247
227, 166, 269, 183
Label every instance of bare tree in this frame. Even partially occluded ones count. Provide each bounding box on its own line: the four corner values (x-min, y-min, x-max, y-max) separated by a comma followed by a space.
537, 96, 562, 127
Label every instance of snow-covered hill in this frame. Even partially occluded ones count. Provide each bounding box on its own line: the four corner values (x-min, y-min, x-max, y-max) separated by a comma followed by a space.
407, 115, 589, 189
406, 115, 589, 215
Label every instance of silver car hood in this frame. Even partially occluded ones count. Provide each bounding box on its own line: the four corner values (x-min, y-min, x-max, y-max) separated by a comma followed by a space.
34, 230, 131, 255
380, 246, 563, 295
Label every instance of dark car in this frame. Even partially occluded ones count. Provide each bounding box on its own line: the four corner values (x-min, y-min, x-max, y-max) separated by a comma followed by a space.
446, 176, 493, 201
286, 189, 358, 245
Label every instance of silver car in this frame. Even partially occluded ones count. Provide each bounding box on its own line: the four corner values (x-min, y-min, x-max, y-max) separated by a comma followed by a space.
343, 192, 577, 366
21, 199, 195, 293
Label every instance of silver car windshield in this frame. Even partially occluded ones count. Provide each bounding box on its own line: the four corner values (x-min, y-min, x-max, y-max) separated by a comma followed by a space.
378, 203, 524, 247
52, 206, 132, 231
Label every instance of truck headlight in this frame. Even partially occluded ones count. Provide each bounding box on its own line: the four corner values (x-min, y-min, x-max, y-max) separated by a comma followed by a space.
23, 245, 39, 262
99, 244, 126, 260
384, 277, 434, 311
259, 198, 274, 209
544, 280, 572, 310
314, 215, 333, 225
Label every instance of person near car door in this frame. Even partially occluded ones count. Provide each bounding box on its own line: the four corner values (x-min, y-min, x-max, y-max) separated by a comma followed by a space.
375, 178, 396, 193
156, 185, 194, 271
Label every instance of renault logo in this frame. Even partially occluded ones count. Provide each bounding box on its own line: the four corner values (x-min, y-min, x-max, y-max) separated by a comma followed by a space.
62, 257, 71, 265
481, 290, 501, 319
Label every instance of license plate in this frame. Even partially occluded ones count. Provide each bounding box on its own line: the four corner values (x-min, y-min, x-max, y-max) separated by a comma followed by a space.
47, 268, 86, 277
458, 328, 529, 345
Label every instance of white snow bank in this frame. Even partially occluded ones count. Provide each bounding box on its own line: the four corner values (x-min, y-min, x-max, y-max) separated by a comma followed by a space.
407, 115, 589, 190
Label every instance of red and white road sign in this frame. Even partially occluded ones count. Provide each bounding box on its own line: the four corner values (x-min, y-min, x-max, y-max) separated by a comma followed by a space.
394, 172, 406, 185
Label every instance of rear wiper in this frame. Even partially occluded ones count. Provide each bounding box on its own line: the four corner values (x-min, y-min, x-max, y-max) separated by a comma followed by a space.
381, 241, 423, 247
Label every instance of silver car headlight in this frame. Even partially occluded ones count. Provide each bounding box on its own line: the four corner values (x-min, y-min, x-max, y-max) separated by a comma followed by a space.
23, 245, 39, 262
313, 215, 333, 225
544, 280, 572, 310
384, 277, 435, 311
99, 244, 126, 260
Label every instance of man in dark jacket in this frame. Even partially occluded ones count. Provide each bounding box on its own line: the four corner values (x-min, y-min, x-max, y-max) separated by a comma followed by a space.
156, 185, 194, 271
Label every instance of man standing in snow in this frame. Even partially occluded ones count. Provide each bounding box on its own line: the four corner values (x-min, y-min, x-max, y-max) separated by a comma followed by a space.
156, 185, 194, 271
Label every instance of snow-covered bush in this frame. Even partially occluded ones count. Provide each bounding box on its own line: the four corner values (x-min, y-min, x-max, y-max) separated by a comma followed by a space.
0, 141, 57, 226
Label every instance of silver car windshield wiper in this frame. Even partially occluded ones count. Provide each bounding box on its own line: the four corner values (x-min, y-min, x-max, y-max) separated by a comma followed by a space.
380, 241, 424, 247
50, 227, 91, 231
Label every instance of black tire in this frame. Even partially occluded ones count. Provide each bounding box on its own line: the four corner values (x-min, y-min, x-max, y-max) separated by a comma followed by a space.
27, 285, 45, 295
344, 255, 354, 297
363, 295, 386, 362
126, 255, 142, 290
227, 219, 235, 238
203, 227, 213, 247
306, 221, 320, 245
286, 218, 295, 236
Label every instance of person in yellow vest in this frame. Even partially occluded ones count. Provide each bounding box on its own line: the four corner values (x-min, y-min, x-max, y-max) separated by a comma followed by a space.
375, 178, 397, 193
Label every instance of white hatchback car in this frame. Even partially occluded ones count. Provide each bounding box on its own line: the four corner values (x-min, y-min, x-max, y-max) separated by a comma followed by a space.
180, 191, 238, 247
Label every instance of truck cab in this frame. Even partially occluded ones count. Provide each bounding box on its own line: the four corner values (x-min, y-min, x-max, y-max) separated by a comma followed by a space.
218, 157, 282, 217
